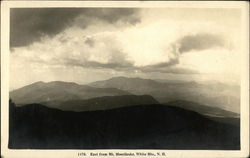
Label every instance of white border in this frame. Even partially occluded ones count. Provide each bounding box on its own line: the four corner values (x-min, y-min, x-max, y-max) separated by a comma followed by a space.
1, 1, 249, 158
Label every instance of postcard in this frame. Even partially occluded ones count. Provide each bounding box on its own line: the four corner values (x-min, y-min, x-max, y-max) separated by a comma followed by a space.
1, 1, 249, 158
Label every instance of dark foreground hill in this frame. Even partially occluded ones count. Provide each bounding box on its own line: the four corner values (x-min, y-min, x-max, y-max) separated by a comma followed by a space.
9, 101, 240, 149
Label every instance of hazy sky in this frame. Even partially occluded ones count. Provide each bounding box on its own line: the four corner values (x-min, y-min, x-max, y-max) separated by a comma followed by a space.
10, 8, 242, 89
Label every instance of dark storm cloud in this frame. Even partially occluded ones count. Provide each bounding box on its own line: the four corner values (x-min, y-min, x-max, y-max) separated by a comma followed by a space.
10, 8, 81, 47
10, 8, 140, 47
74, 8, 141, 26
178, 33, 225, 53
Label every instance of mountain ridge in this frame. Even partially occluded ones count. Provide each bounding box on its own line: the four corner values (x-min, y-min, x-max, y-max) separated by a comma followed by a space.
89, 76, 240, 113
10, 80, 131, 105
10, 77, 241, 113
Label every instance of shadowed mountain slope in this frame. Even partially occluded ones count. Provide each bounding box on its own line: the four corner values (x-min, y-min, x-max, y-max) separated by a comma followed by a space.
43, 95, 159, 112
167, 100, 239, 118
166, 100, 240, 126
9, 101, 240, 149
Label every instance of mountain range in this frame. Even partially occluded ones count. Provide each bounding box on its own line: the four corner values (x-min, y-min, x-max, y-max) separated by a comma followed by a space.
10, 81, 130, 105
10, 76, 240, 113
89, 77, 240, 113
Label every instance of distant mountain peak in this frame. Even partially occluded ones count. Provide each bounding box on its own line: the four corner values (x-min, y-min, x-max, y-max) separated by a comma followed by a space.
45, 81, 79, 86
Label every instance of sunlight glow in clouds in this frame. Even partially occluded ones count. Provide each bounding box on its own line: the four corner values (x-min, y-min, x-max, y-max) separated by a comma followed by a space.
10, 8, 242, 89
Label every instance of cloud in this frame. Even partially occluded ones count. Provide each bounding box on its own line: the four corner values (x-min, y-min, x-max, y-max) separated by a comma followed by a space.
73, 8, 140, 27
10, 8, 81, 47
139, 66, 199, 74
9, 8, 242, 90
84, 37, 95, 47
144, 59, 180, 69
178, 33, 225, 53
63, 48, 135, 70
10, 8, 140, 47
66, 60, 134, 69
10, 9, 235, 76
10, 21, 228, 75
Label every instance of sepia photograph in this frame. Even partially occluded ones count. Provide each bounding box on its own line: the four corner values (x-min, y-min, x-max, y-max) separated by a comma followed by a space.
1, 1, 249, 158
